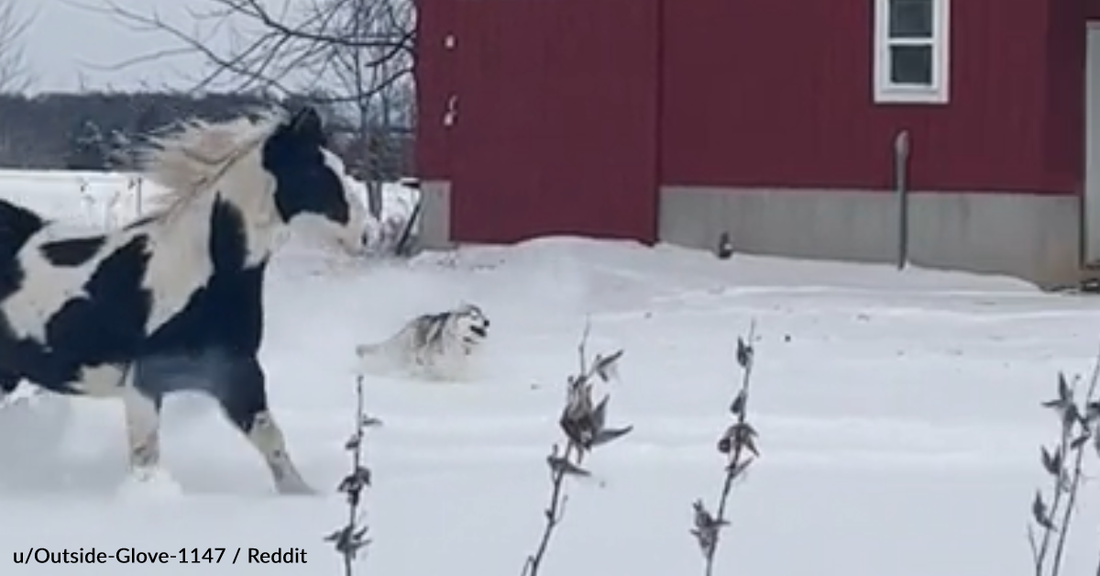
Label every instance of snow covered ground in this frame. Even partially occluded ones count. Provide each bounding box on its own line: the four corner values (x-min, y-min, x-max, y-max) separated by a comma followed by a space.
0, 170, 1098, 575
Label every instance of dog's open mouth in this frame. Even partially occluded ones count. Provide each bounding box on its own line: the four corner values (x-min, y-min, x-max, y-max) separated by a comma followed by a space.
470, 325, 488, 338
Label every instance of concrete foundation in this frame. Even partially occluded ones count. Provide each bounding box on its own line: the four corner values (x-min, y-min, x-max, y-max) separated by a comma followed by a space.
419, 180, 454, 249
658, 186, 1084, 288
417, 181, 1084, 288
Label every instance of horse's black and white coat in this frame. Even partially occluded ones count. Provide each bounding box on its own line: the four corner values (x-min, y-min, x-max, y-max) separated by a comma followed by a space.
0, 105, 369, 494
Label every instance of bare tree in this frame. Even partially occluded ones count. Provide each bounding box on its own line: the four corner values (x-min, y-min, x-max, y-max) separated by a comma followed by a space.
322, 0, 415, 215
79, 0, 416, 215
0, 0, 33, 166
0, 0, 34, 93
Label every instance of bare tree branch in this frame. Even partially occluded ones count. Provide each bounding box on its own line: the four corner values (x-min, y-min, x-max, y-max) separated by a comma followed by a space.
72, 0, 417, 201
72, 0, 414, 109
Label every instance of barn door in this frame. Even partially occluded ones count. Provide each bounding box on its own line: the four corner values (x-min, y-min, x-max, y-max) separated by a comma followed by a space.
449, 0, 660, 244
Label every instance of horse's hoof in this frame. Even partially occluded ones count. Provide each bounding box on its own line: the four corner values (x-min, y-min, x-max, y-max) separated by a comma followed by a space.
117, 466, 183, 500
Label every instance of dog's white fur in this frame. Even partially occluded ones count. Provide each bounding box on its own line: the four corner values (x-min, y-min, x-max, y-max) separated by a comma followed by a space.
356, 303, 490, 381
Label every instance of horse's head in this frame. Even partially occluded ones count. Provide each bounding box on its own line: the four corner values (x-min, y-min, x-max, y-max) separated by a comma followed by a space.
263, 106, 371, 255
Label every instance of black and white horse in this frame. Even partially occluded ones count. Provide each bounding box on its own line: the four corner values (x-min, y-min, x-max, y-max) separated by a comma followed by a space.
0, 105, 370, 495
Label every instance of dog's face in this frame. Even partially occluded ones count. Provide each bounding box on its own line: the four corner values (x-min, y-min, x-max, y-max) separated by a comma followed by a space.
452, 303, 490, 345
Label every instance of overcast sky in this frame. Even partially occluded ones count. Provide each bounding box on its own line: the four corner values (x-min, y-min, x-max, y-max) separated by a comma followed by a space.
14, 0, 268, 92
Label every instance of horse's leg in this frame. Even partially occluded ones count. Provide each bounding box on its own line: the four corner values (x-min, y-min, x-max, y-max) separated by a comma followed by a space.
0, 369, 20, 403
0, 368, 41, 412
121, 366, 166, 480
213, 356, 314, 495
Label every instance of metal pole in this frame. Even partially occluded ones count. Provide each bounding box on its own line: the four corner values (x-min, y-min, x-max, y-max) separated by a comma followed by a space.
894, 130, 910, 270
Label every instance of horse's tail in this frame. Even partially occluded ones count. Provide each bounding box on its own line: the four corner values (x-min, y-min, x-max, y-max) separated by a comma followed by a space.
0, 199, 45, 260
355, 339, 399, 376
355, 341, 383, 359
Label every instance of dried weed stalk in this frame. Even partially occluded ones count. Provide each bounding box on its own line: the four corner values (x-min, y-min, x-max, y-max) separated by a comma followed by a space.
520, 321, 634, 576
692, 322, 761, 576
1028, 353, 1100, 576
326, 375, 383, 576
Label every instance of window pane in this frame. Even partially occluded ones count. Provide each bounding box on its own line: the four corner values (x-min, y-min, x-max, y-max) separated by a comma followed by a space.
889, 45, 933, 85
889, 0, 933, 39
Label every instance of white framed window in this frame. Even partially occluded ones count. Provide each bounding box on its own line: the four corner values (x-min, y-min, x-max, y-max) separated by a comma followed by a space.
873, 0, 950, 104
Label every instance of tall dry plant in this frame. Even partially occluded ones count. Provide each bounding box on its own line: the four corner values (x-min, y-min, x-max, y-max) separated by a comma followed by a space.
691, 322, 762, 576
326, 375, 383, 576
520, 322, 633, 576
1028, 352, 1100, 576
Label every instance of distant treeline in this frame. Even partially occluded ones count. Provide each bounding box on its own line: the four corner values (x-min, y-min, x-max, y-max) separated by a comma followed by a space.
0, 91, 413, 180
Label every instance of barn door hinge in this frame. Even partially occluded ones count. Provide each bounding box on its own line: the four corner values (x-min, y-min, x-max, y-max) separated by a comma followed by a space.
443, 94, 458, 127
442, 33, 457, 127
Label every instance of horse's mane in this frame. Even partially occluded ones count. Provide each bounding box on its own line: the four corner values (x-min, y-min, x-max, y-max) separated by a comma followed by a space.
128, 106, 291, 220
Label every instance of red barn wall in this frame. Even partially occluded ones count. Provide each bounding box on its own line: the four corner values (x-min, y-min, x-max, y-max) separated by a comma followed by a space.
413, 0, 454, 181
413, 0, 1088, 286
1044, 0, 1086, 196
660, 0, 1069, 195
441, 0, 660, 244
1088, 0, 1100, 20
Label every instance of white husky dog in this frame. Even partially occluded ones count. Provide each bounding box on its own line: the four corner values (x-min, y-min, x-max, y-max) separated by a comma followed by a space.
356, 303, 491, 381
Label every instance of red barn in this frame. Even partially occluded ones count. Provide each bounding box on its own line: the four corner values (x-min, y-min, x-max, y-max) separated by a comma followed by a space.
415, 0, 1100, 287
